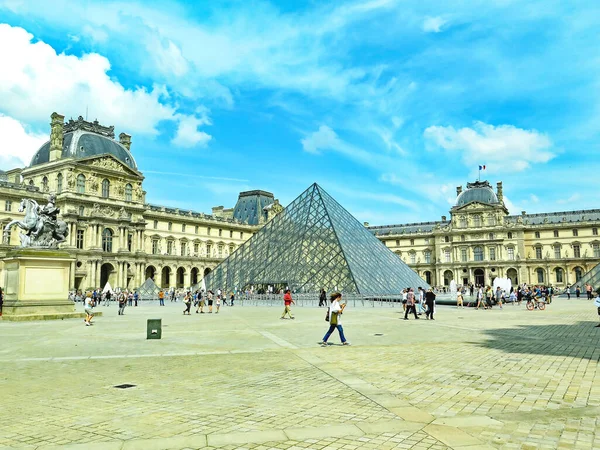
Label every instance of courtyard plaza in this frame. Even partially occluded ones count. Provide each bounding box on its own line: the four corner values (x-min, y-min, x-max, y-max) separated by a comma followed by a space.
1, 297, 600, 450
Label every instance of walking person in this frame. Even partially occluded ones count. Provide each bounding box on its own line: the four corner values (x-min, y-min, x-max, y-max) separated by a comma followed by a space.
207, 290, 214, 313
281, 289, 295, 319
196, 290, 205, 313
133, 290, 138, 306
456, 289, 464, 308
215, 295, 221, 313
565, 286, 571, 300
320, 292, 350, 346
594, 292, 600, 327
495, 287, 503, 309
417, 287, 426, 315
586, 283, 593, 300
230, 291, 235, 306
159, 289, 165, 306
183, 293, 192, 315
84, 292, 95, 326
576, 285, 581, 299
127, 291, 133, 306
476, 287, 488, 309
118, 292, 126, 315
403, 288, 419, 320
425, 288, 436, 319
319, 288, 326, 307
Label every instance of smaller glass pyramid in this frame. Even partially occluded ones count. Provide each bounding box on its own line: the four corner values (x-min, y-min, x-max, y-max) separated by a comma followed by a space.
205, 183, 428, 296
138, 277, 160, 300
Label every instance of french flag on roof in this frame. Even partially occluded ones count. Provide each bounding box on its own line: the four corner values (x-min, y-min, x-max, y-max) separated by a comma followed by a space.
479, 165, 486, 170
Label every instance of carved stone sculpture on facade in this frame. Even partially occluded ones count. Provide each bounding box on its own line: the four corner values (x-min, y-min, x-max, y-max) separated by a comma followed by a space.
3, 195, 69, 248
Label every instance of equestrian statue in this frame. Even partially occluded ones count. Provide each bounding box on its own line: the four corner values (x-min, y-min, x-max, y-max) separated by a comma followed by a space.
3, 194, 69, 248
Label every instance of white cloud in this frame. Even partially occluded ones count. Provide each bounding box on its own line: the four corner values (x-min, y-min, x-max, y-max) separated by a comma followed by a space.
530, 194, 539, 203
422, 16, 447, 33
424, 121, 554, 171
301, 125, 340, 154
0, 24, 201, 140
0, 114, 47, 169
171, 113, 212, 148
82, 24, 108, 43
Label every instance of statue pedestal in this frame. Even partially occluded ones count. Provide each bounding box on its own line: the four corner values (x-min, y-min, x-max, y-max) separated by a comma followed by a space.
2, 249, 81, 321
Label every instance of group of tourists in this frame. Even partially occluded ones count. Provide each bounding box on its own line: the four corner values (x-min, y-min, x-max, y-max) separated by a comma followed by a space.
402, 287, 437, 320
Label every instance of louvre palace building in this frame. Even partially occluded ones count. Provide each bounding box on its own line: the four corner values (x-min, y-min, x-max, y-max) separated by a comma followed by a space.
0, 112, 599, 291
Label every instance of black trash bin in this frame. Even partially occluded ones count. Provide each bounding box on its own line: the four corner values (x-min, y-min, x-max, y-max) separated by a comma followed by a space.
147, 319, 162, 339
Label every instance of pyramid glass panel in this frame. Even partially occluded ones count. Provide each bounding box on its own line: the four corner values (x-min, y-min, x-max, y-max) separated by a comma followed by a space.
569, 263, 600, 294
205, 184, 428, 296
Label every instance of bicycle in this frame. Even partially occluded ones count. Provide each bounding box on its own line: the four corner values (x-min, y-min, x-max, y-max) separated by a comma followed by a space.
526, 296, 546, 311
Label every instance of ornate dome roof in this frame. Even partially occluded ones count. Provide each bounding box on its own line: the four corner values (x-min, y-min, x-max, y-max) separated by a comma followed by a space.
29, 116, 137, 169
455, 181, 499, 207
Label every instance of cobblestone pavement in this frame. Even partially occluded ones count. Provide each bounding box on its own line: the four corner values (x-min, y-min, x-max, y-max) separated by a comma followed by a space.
1, 297, 599, 449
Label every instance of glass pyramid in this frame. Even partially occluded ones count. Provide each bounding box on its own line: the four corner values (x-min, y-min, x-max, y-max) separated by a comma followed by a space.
137, 277, 160, 300
205, 183, 428, 296
569, 263, 600, 294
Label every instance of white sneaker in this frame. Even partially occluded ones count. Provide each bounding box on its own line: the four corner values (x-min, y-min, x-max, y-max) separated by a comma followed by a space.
343, 342, 351, 346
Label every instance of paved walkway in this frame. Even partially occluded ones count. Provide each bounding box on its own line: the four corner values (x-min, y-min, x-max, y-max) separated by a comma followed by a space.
1, 298, 600, 449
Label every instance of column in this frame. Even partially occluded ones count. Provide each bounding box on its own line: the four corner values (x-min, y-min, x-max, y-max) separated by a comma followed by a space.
95, 260, 102, 288
169, 267, 175, 289
184, 268, 191, 288
69, 261, 76, 290
156, 266, 162, 289
469, 267, 473, 284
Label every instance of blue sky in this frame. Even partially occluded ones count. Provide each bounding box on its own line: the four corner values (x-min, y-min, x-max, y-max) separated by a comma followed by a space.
0, 0, 599, 225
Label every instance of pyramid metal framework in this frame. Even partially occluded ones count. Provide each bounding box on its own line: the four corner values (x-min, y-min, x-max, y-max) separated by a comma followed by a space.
138, 277, 160, 300
569, 263, 600, 294
205, 183, 428, 295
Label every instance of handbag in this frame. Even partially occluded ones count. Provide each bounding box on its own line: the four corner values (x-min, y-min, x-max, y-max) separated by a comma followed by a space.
330, 311, 338, 326
325, 307, 330, 322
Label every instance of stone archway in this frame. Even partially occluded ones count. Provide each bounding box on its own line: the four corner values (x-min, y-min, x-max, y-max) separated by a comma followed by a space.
100, 262, 116, 288
474, 268, 484, 287
204, 267, 212, 277
443, 270, 453, 286
161, 266, 171, 288
176, 267, 185, 289
145, 265, 157, 280
191, 267, 199, 285
506, 268, 518, 286
423, 270, 432, 286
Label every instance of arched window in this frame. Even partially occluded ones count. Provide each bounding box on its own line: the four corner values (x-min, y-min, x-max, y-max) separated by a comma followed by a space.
42, 176, 49, 191
102, 179, 110, 198
574, 267, 583, 282
536, 268, 545, 283
474, 246, 484, 261
555, 268, 563, 283
459, 217, 467, 228
77, 174, 86, 193
56, 173, 63, 193
125, 183, 133, 202
102, 228, 113, 252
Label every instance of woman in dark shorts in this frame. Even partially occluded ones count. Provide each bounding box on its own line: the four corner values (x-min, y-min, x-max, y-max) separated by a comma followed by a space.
207, 290, 214, 313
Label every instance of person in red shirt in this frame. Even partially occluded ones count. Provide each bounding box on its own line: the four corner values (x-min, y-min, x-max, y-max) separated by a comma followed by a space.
281, 289, 295, 320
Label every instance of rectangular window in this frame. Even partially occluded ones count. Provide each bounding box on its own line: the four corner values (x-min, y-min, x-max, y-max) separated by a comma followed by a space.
194, 243, 199, 254
556, 269, 563, 283
410, 239, 415, 245
182, 224, 186, 233
507, 232, 513, 239
230, 230, 233, 238
461, 248, 467, 262
5, 200, 12, 212
240, 232, 244, 240
206, 243, 212, 256
444, 250, 451, 263
180, 242, 187, 256
535, 231, 540, 238
219, 229, 222, 237
207, 227, 211, 236
76, 230, 84, 249
489, 247, 496, 261
593, 228, 598, 236
424, 251, 431, 263
573, 229, 578, 237
153, 220, 158, 229
488, 216, 496, 226
535, 247, 542, 259
508, 247, 514, 260
127, 233, 133, 252
474, 247, 484, 261
168, 222, 172, 231
218, 244, 223, 256
195, 225, 199, 234
152, 239, 159, 255
594, 243, 600, 258
554, 230, 559, 238
410, 253, 416, 264
460, 217, 467, 228
473, 216, 481, 227
573, 244, 580, 258
554, 246, 561, 259
78, 206, 85, 216
395, 239, 399, 246
424, 238, 430, 244
167, 240, 173, 255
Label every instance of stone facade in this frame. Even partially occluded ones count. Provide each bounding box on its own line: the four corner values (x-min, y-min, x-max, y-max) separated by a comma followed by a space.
370, 181, 600, 288
0, 114, 263, 291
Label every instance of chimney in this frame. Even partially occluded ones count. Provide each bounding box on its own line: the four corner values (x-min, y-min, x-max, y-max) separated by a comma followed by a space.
456, 185, 462, 196
363, 222, 370, 227
49, 112, 65, 162
521, 211, 526, 216
496, 181, 503, 202
442, 215, 447, 221
119, 132, 131, 151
